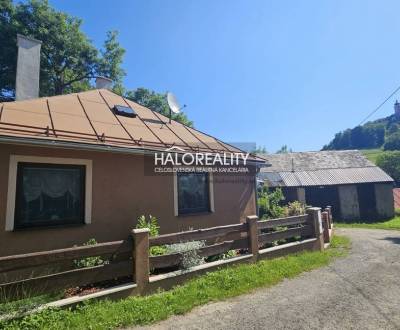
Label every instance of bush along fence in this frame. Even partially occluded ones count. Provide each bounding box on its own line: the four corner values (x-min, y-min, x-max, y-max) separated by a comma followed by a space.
0, 206, 334, 315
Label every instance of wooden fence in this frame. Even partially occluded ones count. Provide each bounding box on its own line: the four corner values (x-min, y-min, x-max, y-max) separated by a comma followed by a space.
0, 207, 333, 303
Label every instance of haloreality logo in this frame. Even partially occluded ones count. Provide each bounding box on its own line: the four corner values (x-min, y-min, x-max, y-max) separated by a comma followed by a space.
153, 146, 251, 173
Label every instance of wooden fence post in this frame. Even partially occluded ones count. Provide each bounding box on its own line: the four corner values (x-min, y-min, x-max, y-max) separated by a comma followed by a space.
306, 207, 324, 251
132, 228, 150, 294
321, 211, 330, 244
246, 215, 259, 262
325, 206, 333, 229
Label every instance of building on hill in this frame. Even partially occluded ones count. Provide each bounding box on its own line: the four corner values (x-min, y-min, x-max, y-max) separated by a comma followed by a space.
395, 100, 400, 119
259, 150, 394, 221
0, 35, 264, 256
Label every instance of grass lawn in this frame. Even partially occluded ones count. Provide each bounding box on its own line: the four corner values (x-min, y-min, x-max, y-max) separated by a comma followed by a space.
1, 235, 350, 330
335, 216, 400, 231
361, 148, 384, 164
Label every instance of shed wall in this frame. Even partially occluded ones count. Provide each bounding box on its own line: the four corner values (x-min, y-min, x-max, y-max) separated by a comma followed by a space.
375, 183, 395, 219
338, 185, 360, 220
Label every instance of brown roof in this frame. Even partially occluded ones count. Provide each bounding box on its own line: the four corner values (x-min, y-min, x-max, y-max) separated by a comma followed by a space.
0, 89, 262, 162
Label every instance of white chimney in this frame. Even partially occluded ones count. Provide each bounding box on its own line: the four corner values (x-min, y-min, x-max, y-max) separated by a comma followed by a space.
15, 34, 42, 101
96, 76, 113, 90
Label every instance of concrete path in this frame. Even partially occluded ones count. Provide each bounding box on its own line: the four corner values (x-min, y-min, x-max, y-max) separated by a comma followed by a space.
136, 228, 400, 330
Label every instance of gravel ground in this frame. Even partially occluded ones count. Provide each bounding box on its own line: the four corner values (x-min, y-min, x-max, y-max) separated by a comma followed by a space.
135, 228, 400, 330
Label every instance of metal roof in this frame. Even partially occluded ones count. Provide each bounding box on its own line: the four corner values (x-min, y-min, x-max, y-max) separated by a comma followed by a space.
258, 150, 393, 187
0, 89, 263, 162
260, 167, 394, 187
259, 150, 374, 172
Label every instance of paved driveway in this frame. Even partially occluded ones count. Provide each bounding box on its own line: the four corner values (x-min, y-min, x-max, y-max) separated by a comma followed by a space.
137, 228, 400, 330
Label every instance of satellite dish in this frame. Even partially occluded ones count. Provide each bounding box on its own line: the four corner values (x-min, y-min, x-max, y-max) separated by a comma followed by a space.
166, 92, 187, 123
167, 92, 182, 114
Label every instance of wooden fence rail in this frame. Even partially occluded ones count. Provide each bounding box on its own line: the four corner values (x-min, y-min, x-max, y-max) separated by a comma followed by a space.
0, 207, 332, 303
257, 214, 308, 230
0, 239, 132, 273
149, 223, 247, 246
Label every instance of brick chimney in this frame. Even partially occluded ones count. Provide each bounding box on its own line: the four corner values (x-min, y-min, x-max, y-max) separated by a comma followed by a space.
15, 34, 42, 101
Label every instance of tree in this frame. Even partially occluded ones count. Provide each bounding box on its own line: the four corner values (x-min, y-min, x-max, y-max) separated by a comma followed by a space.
376, 151, 400, 186
323, 124, 386, 150
383, 132, 400, 151
0, 0, 17, 100
125, 88, 194, 127
276, 145, 292, 154
0, 0, 194, 126
98, 31, 125, 88
253, 146, 267, 154
0, 0, 125, 99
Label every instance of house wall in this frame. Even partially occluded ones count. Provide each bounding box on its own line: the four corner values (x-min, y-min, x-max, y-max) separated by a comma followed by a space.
374, 183, 394, 219
0, 144, 257, 256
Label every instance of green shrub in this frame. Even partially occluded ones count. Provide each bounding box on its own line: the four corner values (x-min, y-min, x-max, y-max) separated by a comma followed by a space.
383, 132, 400, 150
136, 215, 160, 237
285, 201, 306, 216
376, 151, 400, 185
258, 187, 286, 219
135, 215, 167, 256
74, 239, 105, 268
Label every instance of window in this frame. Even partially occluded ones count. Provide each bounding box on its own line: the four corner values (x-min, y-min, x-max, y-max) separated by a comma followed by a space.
6, 156, 92, 231
177, 172, 211, 215
14, 163, 85, 229
113, 105, 137, 118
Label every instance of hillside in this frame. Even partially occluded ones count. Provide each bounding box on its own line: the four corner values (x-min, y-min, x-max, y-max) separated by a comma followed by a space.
362, 149, 384, 164
322, 113, 400, 151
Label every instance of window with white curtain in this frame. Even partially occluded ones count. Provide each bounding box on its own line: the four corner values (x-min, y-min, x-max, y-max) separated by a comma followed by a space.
177, 172, 210, 215
14, 163, 86, 228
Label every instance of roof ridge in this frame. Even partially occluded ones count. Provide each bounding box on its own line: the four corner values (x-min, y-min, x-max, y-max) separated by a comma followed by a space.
267, 165, 379, 173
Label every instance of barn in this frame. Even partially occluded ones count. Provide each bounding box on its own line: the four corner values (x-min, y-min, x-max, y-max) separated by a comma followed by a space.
259, 150, 394, 221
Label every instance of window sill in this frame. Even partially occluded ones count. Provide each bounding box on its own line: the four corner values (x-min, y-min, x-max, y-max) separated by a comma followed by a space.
177, 211, 214, 218
11, 222, 86, 232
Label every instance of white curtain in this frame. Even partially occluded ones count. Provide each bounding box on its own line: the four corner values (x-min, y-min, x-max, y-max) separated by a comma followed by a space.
22, 167, 81, 202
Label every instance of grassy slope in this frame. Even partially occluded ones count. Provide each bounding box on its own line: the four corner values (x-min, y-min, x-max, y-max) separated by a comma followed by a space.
2, 236, 350, 330
335, 216, 400, 230
362, 149, 384, 164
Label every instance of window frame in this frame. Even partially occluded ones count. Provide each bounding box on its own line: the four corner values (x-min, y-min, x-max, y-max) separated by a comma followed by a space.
6, 155, 92, 231
174, 171, 215, 216
14, 162, 86, 229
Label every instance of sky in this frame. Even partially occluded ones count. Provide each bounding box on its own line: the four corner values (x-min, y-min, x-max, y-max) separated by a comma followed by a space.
50, 0, 400, 152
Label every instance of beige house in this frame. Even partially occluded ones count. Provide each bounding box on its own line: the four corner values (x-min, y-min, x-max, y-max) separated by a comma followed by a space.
0, 35, 263, 256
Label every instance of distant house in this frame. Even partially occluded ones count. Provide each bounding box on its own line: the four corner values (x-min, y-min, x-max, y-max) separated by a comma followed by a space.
394, 188, 400, 210
259, 150, 394, 221
0, 35, 264, 257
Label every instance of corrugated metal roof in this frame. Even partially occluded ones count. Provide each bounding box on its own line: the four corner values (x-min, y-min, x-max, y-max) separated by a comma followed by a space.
259, 150, 374, 172
0, 89, 263, 162
260, 167, 394, 187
